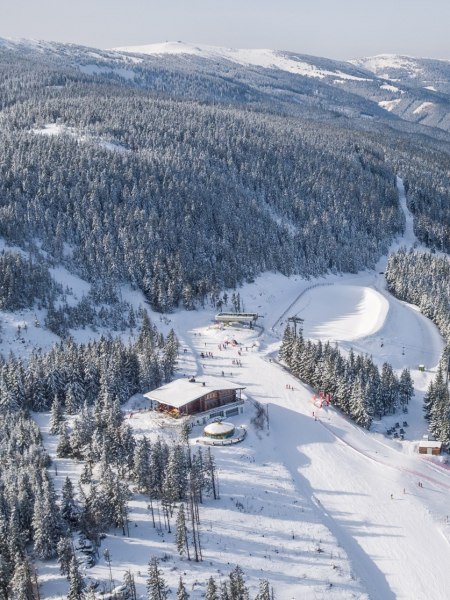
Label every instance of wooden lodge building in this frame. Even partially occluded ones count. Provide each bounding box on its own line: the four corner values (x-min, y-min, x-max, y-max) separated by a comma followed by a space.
144, 376, 245, 417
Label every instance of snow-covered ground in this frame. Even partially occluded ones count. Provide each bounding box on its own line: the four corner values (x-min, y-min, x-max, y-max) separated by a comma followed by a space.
11, 177, 450, 598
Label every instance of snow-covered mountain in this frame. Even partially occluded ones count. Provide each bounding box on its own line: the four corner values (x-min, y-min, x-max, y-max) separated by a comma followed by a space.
112, 41, 450, 133
1, 35, 450, 599
1, 36, 449, 133
114, 40, 374, 82
353, 53, 450, 94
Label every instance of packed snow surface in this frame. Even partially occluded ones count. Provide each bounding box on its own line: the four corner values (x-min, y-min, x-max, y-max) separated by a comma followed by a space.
300, 286, 388, 342
378, 99, 402, 112
351, 54, 424, 78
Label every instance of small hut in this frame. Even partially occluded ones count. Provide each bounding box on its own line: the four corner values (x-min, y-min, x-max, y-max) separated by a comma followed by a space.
203, 421, 235, 440
418, 440, 442, 456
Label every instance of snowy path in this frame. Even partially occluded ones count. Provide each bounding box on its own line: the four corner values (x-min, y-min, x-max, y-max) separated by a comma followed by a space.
237, 349, 450, 600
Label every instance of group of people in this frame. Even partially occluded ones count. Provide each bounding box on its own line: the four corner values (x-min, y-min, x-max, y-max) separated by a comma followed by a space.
391, 482, 425, 499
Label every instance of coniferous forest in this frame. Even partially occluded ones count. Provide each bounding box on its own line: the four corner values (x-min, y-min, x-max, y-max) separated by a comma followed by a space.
386, 249, 450, 443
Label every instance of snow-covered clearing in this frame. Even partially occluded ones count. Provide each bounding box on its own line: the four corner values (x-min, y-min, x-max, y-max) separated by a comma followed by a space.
413, 101, 435, 115
378, 99, 402, 112
25, 177, 450, 599
380, 83, 402, 93
31, 123, 130, 154
351, 55, 423, 79
78, 63, 136, 80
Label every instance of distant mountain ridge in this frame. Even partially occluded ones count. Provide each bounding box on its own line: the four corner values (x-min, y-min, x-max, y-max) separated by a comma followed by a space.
1, 37, 449, 133
112, 42, 450, 134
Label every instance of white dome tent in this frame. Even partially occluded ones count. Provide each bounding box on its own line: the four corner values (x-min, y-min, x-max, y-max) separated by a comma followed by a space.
200, 420, 246, 446
203, 421, 235, 439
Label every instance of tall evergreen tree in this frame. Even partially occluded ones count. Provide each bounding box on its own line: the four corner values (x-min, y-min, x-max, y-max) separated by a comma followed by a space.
176, 577, 190, 600
67, 556, 85, 600
205, 577, 219, 600
146, 557, 169, 600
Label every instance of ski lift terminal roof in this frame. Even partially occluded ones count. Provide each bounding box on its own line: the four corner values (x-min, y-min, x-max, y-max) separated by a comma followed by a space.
144, 376, 245, 409
215, 312, 258, 323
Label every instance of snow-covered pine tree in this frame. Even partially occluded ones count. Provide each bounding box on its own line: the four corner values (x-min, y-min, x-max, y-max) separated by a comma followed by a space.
398, 368, 414, 410
380, 363, 399, 415
8, 555, 34, 600
61, 477, 78, 529
56, 422, 72, 458
278, 325, 295, 368
228, 565, 249, 600
175, 503, 190, 560
146, 557, 169, 600
349, 376, 373, 429
49, 396, 64, 434
133, 436, 152, 494
122, 569, 137, 600
204, 447, 218, 499
57, 536, 75, 576
423, 378, 437, 421
67, 556, 85, 600
255, 579, 272, 600
219, 581, 230, 600
32, 474, 63, 559
205, 576, 219, 600
176, 577, 190, 600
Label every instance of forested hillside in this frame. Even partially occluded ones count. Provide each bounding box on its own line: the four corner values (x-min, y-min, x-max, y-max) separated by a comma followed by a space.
0, 51, 407, 311
0, 40, 448, 316
383, 142, 450, 253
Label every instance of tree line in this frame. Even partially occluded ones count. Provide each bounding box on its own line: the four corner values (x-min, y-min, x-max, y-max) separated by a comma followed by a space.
0, 310, 178, 412
279, 325, 413, 428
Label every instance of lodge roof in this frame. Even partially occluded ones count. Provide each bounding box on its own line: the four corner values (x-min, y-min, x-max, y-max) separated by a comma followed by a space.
418, 440, 443, 449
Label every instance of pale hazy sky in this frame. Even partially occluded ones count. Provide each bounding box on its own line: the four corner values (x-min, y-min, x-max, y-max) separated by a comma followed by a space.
1, 0, 449, 60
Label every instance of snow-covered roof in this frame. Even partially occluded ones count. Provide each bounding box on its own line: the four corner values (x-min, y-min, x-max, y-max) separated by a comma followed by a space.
144, 377, 245, 409
204, 421, 235, 436
418, 440, 443, 448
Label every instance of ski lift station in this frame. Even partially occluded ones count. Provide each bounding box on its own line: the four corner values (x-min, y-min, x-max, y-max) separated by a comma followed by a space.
215, 312, 259, 325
